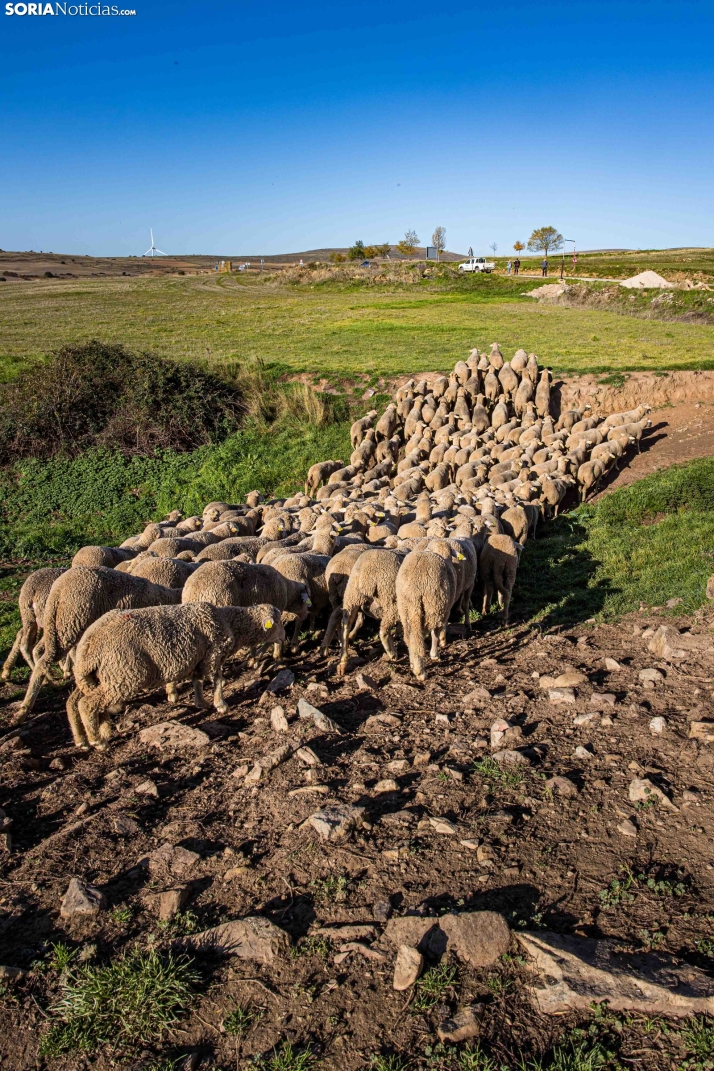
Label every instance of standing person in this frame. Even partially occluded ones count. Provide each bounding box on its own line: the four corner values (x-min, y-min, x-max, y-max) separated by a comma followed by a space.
542, 258, 548, 277
506, 260, 512, 275
513, 258, 520, 276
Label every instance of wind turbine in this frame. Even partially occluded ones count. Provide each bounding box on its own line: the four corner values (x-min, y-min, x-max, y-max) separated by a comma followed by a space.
144, 229, 167, 256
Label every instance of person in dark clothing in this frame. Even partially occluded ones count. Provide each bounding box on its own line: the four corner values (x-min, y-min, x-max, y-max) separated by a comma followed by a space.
513, 258, 520, 275
541, 258, 548, 277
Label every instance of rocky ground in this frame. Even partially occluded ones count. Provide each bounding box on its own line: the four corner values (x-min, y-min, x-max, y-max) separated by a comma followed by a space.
3, 602, 714, 1070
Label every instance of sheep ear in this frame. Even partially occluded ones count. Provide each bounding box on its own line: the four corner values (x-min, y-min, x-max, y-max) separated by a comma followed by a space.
263, 618, 274, 630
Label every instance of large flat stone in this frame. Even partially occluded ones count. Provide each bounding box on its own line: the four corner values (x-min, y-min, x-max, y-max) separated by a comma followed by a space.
139, 721, 211, 750
178, 916, 289, 962
439, 911, 511, 968
517, 931, 714, 1016
60, 878, 107, 919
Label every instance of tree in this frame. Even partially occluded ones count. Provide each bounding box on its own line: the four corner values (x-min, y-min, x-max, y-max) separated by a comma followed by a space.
374, 242, 391, 258
432, 226, 446, 261
490, 242, 498, 255
329, 251, 346, 263
527, 227, 563, 256
397, 230, 419, 256
513, 241, 525, 255
347, 240, 366, 261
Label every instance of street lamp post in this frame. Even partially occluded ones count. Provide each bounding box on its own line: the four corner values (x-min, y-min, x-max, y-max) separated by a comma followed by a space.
561, 239, 576, 281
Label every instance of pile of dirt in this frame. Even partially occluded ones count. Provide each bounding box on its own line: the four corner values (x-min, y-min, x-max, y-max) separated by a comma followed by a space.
620, 271, 674, 290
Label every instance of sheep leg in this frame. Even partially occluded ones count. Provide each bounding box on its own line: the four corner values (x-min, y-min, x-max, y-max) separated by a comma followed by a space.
212, 675, 228, 715
77, 691, 108, 750
407, 620, 427, 682
1, 629, 23, 681
378, 622, 397, 661
320, 606, 343, 654
500, 587, 511, 624
66, 688, 90, 749
192, 678, 209, 709
272, 642, 283, 661
430, 630, 440, 660
19, 620, 39, 670
62, 648, 75, 679
289, 615, 302, 653
482, 584, 493, 617
338, 606, 360, 676
166, 681, 179, 703
13, 657, 50, 723
348, 612, 364, 640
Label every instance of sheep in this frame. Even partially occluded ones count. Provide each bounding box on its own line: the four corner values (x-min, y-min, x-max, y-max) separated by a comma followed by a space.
2, 567, 66, 681
269, 552, 331, 646
120, 556, 201, 589
320, 544, 372, 653
577, 458, 607, 501
479, 534, 521, 623
499, 505, 529, 545
396, 544, 457, 680
196, 536, 270, 562
539, 474, 575, 517
66, 603, 286, 749
602, 404, 651, 429
305, 460, 345, 495
350, 410, 378, 448
433, 534, 477, 633
14, 567, 182, 723
148, 536, 208, 558
72, 546, 138, 569
535, 369, 552, 418
338, 548, 406, 673
375, 403, 398, 441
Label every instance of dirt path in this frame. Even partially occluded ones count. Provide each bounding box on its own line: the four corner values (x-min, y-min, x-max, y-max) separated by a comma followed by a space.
594, 400, 714, 498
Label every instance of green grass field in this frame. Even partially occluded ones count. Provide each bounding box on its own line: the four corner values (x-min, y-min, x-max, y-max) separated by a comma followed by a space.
496, 246, 714, 282
2, 270, 714, 383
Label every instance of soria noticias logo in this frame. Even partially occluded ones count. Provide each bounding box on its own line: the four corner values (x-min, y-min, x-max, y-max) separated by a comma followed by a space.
6, 2, 136, 13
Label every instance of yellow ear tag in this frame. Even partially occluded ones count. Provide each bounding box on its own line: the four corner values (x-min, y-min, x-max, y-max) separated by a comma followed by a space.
458, 552, 465, 560
264, 618, 274, 630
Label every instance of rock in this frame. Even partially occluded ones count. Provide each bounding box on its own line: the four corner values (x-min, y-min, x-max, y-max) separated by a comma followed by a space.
232, 764, 250, 778
60, 878, 107, 919
554, 670, 588, 688
517, 930, 714, 1015
460, 838, 480, 851
149, 842, 200, 878
492, 748, 530, 765
244, 764, 263, 784
374, 778, 399, 794
112, 814, 140, 836
639, 668, 664, 684
296, 745, 320, 765
308, 804, 365, 841
439, 911, 511, 968
590, 693, 617, 710
266, 668, 294, 693
393, 944, 424, 990
604, 658, 622, 672
364, 713, 402, 732
356, 672, 379, 691
315, 924, 377, 940
648, 625, 712, 663
548, 688, 576, 705
689, 721, 714, 743
538, 676, 557, 690
463, 687, 491, 709
270, 706, 289, 732
437, 1005, 485, 1043
223, 864, 251, 880
178, 916, 289, 962
385, 916, 443, 952
477, 844, 497, 867
135, 779, 159, 798
574, 712, 599, 727
490, 718, 522, 749
337, 942, 388, 963
259, 742, 296, 772
297, 698, 342, 734
574, 745, 593, 761
666, 598, 683, 608
373, 900, 392, 922
139, 721, 211, 750
289, 784, 329, 797
428, 816, 458, 835
546, 776, 578, 798
649, 717, 666, 735
154, 886, 191, 921
0, 964, 27, 981
617, 819, 638, 838
628, 778, 677, 811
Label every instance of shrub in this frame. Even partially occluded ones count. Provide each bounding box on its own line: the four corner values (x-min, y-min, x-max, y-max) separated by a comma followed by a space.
0, 341, 245, 461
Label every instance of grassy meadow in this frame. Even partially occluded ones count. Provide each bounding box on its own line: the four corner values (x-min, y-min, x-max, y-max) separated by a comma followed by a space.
2, 268, 714, 383
497, 246, 714, 282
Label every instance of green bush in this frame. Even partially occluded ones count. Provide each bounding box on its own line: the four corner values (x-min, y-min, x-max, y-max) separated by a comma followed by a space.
0, 341, 245, 461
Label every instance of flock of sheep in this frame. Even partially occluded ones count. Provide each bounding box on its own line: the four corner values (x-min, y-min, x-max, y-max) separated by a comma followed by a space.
2, 344, 652, 753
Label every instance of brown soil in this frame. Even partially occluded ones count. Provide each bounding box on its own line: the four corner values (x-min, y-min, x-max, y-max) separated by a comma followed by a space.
3, 602, 714, 1070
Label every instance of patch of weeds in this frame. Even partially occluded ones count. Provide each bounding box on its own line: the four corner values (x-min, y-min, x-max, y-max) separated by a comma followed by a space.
458, 1042, 498, 1071
142, 1058, 180, 1071
110, 905, 134, 926
223, 1002, 264, 1038
290, 935, 331, 960
680, 1016, 714, 1070
697, 938, 714, 958
598, 866, 637, 909
39, 948, 198, 1058
257, 1040, 315, 1071
423, 1041, 457, 1068
485, 973, 512, 997
598, 372, 627, 388
311, 873, 348, 902
412, 962, 459, 1013
0, 983, 19, 1006
471, 756, 523, 789
637, 928, 665, 952
642, 874, 686, 898
155, 910, 200, 938
49, 941, 78, 972
370, 1056, 411, 1071
543, 1040, 610, 1071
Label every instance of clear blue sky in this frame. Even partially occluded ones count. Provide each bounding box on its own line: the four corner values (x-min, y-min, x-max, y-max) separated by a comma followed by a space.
1, 0, 712, 256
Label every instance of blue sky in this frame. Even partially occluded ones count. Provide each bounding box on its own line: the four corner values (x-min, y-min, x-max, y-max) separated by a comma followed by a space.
1, 0, 712, 256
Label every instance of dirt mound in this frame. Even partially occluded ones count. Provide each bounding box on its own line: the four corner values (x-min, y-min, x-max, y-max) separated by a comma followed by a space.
620, 270, 674, 289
